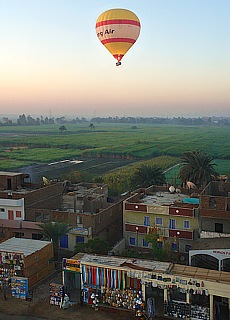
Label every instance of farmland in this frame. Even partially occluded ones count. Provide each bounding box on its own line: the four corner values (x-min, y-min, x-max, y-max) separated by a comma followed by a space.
0, 123, 229, 184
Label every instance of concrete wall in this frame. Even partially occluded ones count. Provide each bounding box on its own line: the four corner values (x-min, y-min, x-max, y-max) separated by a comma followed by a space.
201, 217, 230, 234
0, 198, 25, 220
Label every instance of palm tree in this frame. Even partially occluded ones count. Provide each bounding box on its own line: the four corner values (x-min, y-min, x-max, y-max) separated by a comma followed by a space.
130, 164, 166, 189
37, 221, 72, 260
178, 151, 218, 188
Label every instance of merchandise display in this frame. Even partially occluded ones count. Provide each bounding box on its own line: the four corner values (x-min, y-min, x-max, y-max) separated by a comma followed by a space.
190, 305, 210, 320
164, 300, 190, 319
0, 268, 16, 288
10, 277, 28, 299
0, 252, 24, 275
164, 300, 210, 320
102, 287, 143, 310
49, 283, 65, 306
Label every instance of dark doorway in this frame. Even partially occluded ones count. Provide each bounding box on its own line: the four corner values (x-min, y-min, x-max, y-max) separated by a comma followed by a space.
145, 285, 164, 316
191, 254, 218, 270
223, 258, 230, 272
214, 296, 229, 320
215, 223, 223, 233
7, 178, 12, 190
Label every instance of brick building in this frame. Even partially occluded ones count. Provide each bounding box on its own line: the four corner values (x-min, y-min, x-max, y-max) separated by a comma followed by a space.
0, 171, 66, 240
26, 182, 123, 251
199, 181, 230, 236
0, 237, 55, 288
0, 172, 123, 252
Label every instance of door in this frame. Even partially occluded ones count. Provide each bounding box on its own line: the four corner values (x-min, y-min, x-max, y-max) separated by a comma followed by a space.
8, 210, 14, 220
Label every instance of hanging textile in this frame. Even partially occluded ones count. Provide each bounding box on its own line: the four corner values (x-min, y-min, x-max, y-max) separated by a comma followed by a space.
114, 270, 117, 288
130, 277, 134, 289
107, 268, 110, 288
101, 268, 104, 286
96, 267, 100, 286
122, 271, 126, 290
93, 267, 97, 286
118, 270, 121, 289
88, 266, 92, 285
137, 279, 141, 290
104, 268, 107, 287
82, 265, 86, 283
127, 276, 130, 288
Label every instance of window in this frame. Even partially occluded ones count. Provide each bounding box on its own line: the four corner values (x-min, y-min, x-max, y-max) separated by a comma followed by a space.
129, 237, 136, 246
0, 208, 5, 212
144, 216, 150, 226
76, 216, 83, 225
184, 220, 190, 229
215, 223, 223, 233
142, 239, 149, 247
16, 211, 22, 218
172, 242, 177, 251
185, 245, 191, 253
156, 217, 163, 225
32, 233, 43, 240
209, 197, 216, 208
35, 212, 43, 222
158, 241, 163, 249
76, 236, 84, 243
14, 232, 24, 238
169, 219, 176, 229
43, 213, 50, 221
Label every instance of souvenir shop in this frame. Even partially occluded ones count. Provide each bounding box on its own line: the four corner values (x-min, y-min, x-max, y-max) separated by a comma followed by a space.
0, 246, 27, 298
79, 254, 172, 317
0, 237, 55, 299
77, 254, 230, 320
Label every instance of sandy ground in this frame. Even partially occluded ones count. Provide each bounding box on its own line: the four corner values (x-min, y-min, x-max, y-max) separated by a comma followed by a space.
0, 271, 165, 320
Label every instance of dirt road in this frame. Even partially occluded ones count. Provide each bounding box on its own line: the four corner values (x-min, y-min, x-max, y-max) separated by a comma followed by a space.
0, 270, 166, 320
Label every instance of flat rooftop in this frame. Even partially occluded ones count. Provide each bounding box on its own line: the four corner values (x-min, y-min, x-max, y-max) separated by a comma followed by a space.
141, 191, 199, 207
172, 264, 230, 285
80, 254, 172, 273
0, 237, 51, 257
0, 171, 23, 176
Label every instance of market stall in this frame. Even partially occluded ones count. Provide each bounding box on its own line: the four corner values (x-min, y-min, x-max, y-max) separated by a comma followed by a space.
61, 253, 230, 319
79, 254, 171, 317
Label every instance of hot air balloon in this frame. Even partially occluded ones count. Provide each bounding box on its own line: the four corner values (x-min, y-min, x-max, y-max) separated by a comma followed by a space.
96, 8, 141, 66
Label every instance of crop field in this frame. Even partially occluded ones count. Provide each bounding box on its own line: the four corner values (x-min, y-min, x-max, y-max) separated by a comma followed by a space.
0, 123, 229, 179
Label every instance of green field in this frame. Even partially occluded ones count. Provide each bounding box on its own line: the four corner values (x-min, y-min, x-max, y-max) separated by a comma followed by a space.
0, 123, 229, 176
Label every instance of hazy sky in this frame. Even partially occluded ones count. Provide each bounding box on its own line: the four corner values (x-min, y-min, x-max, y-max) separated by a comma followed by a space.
0, 0, 229, 118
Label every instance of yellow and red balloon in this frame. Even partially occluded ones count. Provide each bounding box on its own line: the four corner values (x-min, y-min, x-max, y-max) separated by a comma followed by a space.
96, 8, 141, 66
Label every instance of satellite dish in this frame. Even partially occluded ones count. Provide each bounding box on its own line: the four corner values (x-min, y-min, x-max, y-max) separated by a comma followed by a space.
169, 186, 175, 193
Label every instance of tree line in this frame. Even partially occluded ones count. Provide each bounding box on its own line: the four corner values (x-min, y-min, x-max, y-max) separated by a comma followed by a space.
1, 114, 229, 126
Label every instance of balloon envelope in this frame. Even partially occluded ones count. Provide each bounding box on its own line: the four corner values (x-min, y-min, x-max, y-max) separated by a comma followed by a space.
96, 8, 141, 64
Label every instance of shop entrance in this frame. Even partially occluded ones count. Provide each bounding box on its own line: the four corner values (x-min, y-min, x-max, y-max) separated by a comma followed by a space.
145, 284, 164, 316
214, 296, 229, 320
64, 271, 81, 303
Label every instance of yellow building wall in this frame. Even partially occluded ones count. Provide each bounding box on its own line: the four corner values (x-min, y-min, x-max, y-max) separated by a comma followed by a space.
124, 210, 199, 231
